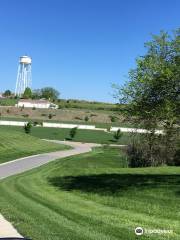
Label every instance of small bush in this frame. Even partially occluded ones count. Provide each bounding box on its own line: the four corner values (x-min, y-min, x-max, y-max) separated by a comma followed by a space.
69, 127, 77, 139
48, 113, 53, 119
109, 115, 116, 122
32, 107, 36, 110
6, 109, 10, 113
24, 122, 32, 134
84, 116, 89, 122
113, 129, 122, 141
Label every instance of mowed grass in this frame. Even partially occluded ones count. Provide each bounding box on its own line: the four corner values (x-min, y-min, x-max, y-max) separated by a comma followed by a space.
0, 126, 134, 145
0, 128, 69, 163
0, 146, 179, 240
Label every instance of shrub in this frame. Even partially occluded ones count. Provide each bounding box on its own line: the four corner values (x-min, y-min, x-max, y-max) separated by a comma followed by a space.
109, 115, 117, 122
24, 122, 32, 134
127, 134, 166, 167
69, 127, 77, 139
113, 129, 122, 141
32, 107, 36, 110
6, 109, 10, 113
127, 144, 151, 167
48, 113, 53, 119
84, 116, 89, 122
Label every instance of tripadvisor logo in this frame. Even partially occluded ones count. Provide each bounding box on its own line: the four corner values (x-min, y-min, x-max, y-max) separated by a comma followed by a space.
135, 227, 144, 236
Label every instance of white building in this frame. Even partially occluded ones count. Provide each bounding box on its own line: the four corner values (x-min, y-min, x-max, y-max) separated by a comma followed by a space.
16, 99, 58, 109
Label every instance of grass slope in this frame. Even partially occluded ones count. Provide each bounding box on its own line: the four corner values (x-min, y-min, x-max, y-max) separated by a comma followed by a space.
0, 147, 179, 240
0, 128, 69, 163
0, 126, 133, 145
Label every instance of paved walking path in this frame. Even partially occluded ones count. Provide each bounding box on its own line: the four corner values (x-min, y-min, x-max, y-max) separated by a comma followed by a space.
0, 141, 99, 180
0, 214, 23, 238
0, 140, 100, 238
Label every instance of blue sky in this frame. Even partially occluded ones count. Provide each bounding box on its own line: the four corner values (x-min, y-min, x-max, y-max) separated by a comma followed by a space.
0, 0, 179, 102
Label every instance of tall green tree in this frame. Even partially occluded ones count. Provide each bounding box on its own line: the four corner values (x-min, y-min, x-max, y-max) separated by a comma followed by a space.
114, 29, 180, 165
41, 87, 60, 101
23, 87, 32, 99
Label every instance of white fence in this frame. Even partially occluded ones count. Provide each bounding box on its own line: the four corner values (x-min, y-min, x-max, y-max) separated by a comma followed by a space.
110, 127, 163, 134
0, 120, 27, 126
0, 120, 163, 134
43, 122, 96, 130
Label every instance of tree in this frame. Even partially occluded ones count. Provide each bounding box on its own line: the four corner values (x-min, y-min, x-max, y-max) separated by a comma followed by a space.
3, 90, 11, 97
113, 129, 122, 141
69, 127, 77, 139
32, 89, 42, 99
114, 29, 180, 166
24, 122, 32, 134
23, 87, 32, 99
84, 116, 89, 122
41, 87, 60, 101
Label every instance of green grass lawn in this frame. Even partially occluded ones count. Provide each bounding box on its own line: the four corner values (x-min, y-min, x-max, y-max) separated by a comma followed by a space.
0, 146, 179, 240
0, 125, 134, 145
0, 127, 69, 163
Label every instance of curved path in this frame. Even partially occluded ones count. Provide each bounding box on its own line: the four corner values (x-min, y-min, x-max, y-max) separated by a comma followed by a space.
0, 140, 99, 180
0, 141, 99, 238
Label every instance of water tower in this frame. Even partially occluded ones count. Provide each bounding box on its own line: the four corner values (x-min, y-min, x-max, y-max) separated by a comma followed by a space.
15, 55, 32, 96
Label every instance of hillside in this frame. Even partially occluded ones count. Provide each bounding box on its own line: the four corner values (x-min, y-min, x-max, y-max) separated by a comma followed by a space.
0, 128, 69, 163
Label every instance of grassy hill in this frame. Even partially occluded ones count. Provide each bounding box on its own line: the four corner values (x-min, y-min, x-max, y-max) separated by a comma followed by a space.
0, 128, 69, 163
0, 146, 179, 240
0, 126, 135, 145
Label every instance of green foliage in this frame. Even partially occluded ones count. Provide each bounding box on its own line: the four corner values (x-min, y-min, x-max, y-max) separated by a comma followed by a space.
41, 87, 60, 100
3, 89, 11, 97
109, 115, 116, 122
23, 87, 32, 99
48, 113, 53, 119
24, 122, 32, 134
32, 89, 42, 99
0, 98, 18, 106
69, 127, 77, 139
114, 28, 180, 166
113, 129, 122, 141
84, 116, 89, 122
57, 98, 119, 111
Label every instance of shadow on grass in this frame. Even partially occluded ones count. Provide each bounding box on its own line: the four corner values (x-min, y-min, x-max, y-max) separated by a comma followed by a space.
48, 174, 180, 196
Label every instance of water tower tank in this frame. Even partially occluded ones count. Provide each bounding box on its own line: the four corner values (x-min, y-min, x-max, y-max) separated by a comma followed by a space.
19, 56, 32, 64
